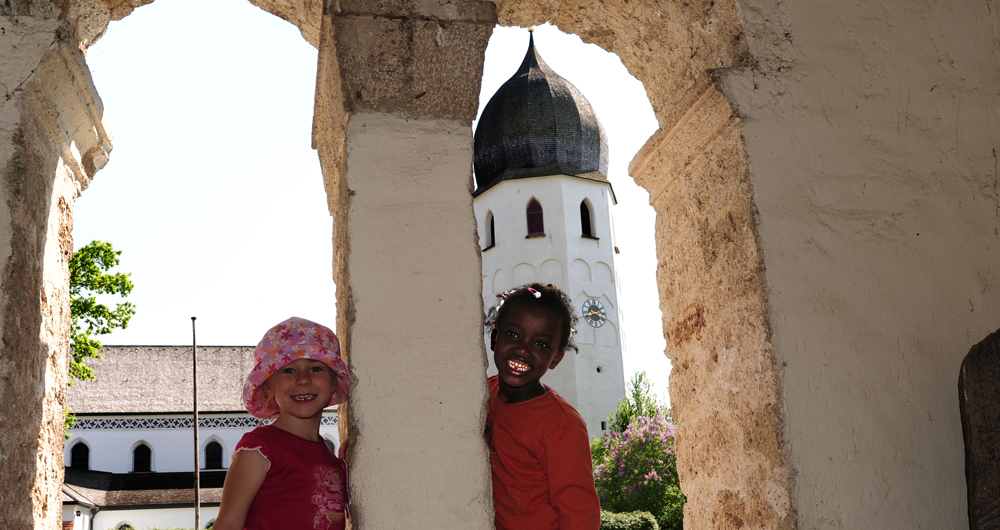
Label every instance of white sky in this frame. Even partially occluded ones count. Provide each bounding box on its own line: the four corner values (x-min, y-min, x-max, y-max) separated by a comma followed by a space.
77, 0, 670, 403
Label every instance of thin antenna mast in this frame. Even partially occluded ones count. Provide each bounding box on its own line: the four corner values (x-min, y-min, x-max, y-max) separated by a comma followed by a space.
192, 316, 201, 529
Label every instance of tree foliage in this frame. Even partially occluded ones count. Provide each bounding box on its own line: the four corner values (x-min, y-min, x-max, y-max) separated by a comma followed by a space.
69, 240, 135, 382
593, 372, 685, 530
600, 510, 660, 530
593, 372, 662, 462
609, 371, 661, 434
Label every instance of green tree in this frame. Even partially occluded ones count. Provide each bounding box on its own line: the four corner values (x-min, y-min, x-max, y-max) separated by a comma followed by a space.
594, 411, 685, 530
609, 372, 660, 433
594, 372, 662, 462
69, 240, 136, 382
593, 372, 685, 529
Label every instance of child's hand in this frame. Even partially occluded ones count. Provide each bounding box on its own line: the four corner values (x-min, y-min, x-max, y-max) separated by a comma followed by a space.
338, 437, 349, 460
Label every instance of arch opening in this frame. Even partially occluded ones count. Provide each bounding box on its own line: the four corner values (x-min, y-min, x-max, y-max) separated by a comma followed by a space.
70, 440, 90, 470
526, 198, 545, 236
132, 442, 152, 473
475, 15, 790, 528
204, 440, 223, 470
580, 200, 594, 238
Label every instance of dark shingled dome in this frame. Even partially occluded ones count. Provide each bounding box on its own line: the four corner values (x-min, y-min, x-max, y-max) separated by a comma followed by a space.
473, 33, 609, 196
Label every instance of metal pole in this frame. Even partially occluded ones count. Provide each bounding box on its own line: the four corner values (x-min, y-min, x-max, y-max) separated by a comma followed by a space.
192, 316, 201, 530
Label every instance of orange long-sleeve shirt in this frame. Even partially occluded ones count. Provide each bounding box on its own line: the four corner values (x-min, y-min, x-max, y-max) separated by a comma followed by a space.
486, 375, 601, 530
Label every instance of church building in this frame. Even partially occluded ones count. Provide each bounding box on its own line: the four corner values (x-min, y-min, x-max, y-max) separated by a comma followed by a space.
473, 32, 626, 440
62, 346, 340, 530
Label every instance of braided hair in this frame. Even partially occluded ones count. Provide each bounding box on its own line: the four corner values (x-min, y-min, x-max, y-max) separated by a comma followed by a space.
486, 283, 579, 353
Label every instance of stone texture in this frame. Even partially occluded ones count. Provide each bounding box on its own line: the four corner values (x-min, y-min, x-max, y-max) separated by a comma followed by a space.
0, 15, 109, 529
960, 328, 1000, 530
330, 0, 496, 121
493, 0, 751, 133
3, 0, 996, 529
717, 0, 1000, 527
631, 85, 793, 530
313, 3, 495, 527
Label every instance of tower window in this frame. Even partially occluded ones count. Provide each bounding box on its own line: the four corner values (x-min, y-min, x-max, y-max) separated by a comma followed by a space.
70, 442, 89, 470
133, 443, 152, 472
526, 199, 544, 236
580, 201, 593, 238
484, 211, 496, 250
205, 441, 223, 469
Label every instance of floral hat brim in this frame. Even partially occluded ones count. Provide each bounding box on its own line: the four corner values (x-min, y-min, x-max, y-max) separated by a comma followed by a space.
243, 317, 352, 419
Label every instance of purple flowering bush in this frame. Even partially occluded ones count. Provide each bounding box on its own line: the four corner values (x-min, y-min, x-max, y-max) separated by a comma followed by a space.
594, 410, 685, 530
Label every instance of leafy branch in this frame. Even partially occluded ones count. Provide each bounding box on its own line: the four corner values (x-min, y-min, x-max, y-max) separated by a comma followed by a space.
69, 240, 136, 382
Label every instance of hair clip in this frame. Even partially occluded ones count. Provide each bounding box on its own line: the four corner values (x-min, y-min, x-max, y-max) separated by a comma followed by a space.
526, 287, 542, 299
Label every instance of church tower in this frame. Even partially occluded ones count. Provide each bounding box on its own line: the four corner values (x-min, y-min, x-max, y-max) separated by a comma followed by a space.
473, 32, 626, 439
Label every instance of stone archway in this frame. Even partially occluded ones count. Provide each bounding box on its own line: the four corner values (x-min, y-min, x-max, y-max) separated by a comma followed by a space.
1, 0, 793, 528
493, 2, 795, 528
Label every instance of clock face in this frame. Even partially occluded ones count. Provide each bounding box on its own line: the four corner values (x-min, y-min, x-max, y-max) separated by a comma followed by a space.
582, 299, 608, 328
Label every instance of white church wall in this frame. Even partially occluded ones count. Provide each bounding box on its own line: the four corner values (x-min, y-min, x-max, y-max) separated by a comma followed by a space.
92, 506, 219, 530
66, 414, 340, 473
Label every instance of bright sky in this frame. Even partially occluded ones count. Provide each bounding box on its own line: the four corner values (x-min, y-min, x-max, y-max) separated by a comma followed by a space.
77, 0, 670, 403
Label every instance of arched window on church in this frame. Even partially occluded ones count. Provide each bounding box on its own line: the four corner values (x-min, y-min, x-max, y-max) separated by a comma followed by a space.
580, 200, 593, 238
526, 199, 544, 236
70, 441, 89, 470
133, 443, 152, 473
484, 211, 496, 250
205, 441, 223, 469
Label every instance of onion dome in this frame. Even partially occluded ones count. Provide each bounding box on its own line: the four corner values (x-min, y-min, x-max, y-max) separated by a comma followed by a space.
473, 32, 610, 196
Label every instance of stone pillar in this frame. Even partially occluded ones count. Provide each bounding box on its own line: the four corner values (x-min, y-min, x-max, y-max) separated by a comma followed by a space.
629, 85, 794, 530
312, 1, 497, 527
0, 15, 110, 530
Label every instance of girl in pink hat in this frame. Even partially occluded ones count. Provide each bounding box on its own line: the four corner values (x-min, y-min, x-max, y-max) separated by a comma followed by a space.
214, 317, 352, 530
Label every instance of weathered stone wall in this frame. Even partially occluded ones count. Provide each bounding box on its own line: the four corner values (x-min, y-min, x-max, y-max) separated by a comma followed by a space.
5, 0, 996, 528
312, 1, 497, 527
630, 86, 793, 530
0, 15, 109, 528
716, 0, 1000, 527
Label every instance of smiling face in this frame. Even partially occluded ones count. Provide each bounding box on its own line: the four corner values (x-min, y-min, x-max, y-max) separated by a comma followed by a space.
490, 300, 567, 404
264, 358, 336, 423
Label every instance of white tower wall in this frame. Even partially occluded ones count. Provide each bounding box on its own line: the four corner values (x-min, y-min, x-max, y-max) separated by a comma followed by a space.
475, 174, 626, 439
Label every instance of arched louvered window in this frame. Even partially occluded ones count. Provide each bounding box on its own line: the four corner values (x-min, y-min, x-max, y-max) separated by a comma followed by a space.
70, 442, 89, 470
133, 443, 152, 472
489, 213, 496, 247
580, 201, 593, 237
205, 441, 223, 469
484, 211, 496, 250
526, 199, 544, 236
324, 439, 338, 455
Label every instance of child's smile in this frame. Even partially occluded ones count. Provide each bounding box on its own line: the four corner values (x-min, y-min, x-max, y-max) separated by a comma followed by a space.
267, 359, 335, 422
490, 301, 566, 404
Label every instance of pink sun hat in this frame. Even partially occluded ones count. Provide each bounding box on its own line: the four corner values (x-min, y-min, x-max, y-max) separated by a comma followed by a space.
243, 317, 352, 419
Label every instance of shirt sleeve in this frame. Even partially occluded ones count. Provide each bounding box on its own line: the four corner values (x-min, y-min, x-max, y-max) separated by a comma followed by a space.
234, 430, 272, 469
539, 421, 602, 530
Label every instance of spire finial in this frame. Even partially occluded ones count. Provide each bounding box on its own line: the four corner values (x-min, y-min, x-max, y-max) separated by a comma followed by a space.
528, 25, 535, 32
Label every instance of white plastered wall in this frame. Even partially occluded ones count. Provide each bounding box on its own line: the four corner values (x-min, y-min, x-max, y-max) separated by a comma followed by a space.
717, 0, 1000, 527
92, 506, 220, 530
64, 417, 340, 473
343, 112, 493, 529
